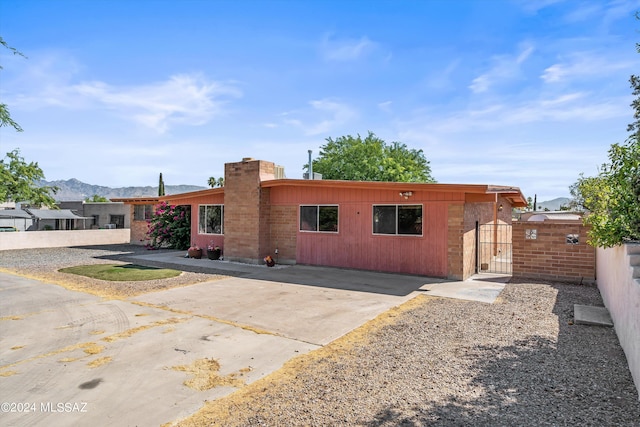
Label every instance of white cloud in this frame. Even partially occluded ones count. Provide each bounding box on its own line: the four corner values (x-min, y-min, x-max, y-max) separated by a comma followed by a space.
3, 53, 241, 134
541, 52, 634, 83
72, 74, 241, 133
469, 44, 534, 93
517, 0, 565, 14
424, 59, 461, 92
320, 34, 376, 61
403, 91, 627, 135
283, 99, 356, 136
378, 101, 393, 113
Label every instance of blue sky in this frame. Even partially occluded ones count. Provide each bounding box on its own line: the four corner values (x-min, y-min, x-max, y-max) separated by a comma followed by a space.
1, 0, 639, 202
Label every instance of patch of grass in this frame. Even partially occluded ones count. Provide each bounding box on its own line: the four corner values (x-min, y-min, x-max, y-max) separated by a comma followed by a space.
59, 264, 181, 281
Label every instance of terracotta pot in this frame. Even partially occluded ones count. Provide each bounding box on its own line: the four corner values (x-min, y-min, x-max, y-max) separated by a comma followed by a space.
188, 248, 202, 259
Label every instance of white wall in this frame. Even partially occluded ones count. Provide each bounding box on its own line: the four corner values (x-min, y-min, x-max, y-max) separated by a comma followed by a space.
597, 244, 640, 399
0, 229, 131, 251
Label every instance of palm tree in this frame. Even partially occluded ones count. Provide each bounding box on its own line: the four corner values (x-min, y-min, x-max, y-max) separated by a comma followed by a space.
208, 177, 224, 188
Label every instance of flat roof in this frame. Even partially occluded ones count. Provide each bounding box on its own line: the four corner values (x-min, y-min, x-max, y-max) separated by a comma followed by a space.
112, 179, 528, 208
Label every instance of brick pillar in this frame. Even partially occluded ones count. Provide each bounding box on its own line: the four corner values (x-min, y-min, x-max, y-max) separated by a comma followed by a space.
447, 203, 465, 280
224, 158, 275, 264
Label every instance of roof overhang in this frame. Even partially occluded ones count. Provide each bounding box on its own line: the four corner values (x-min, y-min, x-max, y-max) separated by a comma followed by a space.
110, 179, 528, 208
262, 179, 528, 207
160, 187, 224, 202
0, 209, 33, 219
110, 197, 160, 204
112, 188, 224, 204
25, 209, 92, 220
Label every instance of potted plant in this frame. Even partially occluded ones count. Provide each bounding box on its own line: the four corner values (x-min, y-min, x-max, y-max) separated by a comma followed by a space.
263, 255, 275, 267
187, 244, 203, 259
207, 241, 222, 260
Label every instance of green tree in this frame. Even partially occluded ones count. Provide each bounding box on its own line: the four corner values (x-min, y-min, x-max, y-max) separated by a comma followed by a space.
308, 132, 435, 182
158, 173, 165, 196
85, 194, 109, 202
571, 25, 640, 247
0, 149, 58, 208
569, 174, 603, 212
0, 40, 57, 208
208, 176, 224, 188
1, 37, 26, 132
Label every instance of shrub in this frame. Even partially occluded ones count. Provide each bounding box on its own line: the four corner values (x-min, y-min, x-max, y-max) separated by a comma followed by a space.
146, 202, 191, 250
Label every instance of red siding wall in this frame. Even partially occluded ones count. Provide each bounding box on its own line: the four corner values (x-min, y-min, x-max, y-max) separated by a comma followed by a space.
163, 193, 225, 252
269, 187, 461, 277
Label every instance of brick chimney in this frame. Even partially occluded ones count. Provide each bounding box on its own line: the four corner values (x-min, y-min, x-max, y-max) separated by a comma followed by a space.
223, 158, 275, 263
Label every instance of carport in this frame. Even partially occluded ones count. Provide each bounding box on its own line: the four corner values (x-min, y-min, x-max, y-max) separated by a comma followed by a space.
25, 208, 93, 231
0, 209, 34, 231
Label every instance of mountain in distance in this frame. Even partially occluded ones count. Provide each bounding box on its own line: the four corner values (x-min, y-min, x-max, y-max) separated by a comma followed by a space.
39, 178, 207, 201
536, 197, 572, 211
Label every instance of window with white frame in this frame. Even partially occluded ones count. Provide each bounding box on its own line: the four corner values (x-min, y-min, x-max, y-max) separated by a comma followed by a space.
299, 205, 339, 232
199, 205, 224, 234
373, 205, 422, 235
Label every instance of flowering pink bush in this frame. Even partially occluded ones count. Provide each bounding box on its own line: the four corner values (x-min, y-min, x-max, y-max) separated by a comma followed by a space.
146, 202, 191, 250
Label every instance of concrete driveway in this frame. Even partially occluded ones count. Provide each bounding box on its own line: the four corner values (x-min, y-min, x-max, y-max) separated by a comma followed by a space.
0, 259, 444, 427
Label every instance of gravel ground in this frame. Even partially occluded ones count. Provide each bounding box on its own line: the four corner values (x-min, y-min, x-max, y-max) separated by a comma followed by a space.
176, 281, 640, 426
1, 245, 639, 425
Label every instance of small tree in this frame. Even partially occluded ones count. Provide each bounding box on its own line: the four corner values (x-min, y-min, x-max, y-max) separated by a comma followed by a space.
85, 194, 109, 202
579, 141, 640, 247
309, 131, 435, 182
0, 37, 26, 132
571, 24, 640, 247
0, 149, 58, 208
146, 202, 191, 250
158, 173, 165, 196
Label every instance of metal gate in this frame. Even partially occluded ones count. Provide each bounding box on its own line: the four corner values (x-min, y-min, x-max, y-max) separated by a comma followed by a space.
477, 223, 512, 274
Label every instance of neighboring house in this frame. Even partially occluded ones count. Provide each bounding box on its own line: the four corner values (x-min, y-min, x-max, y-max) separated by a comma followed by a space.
0, 207, 91, 231
0, 201, 129, 231
22, 208, 92, 231
0, 208, 33, 231
58, 201, 129, 229
519, 211, 583, 222
115, 158, 527, 280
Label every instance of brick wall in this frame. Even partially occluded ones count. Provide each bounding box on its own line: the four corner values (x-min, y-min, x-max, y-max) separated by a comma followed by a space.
223, 158, 275, 263
512, 221, 595, 283
130, 204, 150, 245
447, 203, 464, 280
268, 205, 298, 264
258, 187, 272, 259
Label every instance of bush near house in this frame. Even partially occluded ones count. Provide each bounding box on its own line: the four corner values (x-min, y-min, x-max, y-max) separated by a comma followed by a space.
146, 201, 191, 250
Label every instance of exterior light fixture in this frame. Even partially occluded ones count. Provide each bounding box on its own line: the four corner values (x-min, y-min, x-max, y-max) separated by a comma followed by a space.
498, 204, 503, 211
399, 191, 413, 199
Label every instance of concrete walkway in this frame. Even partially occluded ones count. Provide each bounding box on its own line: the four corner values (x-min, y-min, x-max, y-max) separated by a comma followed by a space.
0, 252, 506, 426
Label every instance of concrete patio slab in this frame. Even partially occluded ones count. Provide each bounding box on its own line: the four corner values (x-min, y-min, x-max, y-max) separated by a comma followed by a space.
420, 274, 509, 304
0, 251, 515, 426
574, 304, 614, 327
